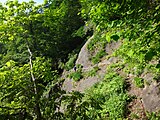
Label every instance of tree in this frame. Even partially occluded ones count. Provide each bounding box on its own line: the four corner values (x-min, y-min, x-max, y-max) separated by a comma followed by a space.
0, 0, 64, 119
0, 0, 85, 119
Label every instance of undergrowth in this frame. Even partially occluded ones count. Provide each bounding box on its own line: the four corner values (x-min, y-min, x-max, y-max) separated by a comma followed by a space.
133, 77, 144, 88
91, 50, 106, 64
146, 112, 160, 120
64, 53, 77, 71
68, 64, 83, 81
64, 1, 160, 119
87, 33, 108, 64
84, 66, 99, 78
114, 19, 160, 76
84, 72, 130, 119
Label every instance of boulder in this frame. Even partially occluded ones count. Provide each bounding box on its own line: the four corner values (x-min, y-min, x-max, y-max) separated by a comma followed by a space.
142, 82, 160, 112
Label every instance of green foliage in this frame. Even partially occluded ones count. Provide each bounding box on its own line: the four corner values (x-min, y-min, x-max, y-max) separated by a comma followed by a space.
72, 26, 86, 38
85, 66, 99, 77
106, 32, 120, 43
64, 54, 77, 71
40, 78, 65, 120
130, 113, 140, 119
0, 0, 84, 65
133, 77, 144, 88
84, 72, 130, 119
80, 0, 160, 76
61, 72, 130, 120
62, 91, 90, 120
80, 0, 159, 29
91, 50, 106, 64
146, 112, 160, 120
87, 33, 107, 52
0, 0, 160, 119
68, 64, 83, 82
69, 71, 83, 82
0, 0, 85, 119
0, 57, 56, 119
145, 63, 160, 83
87, 33, 108, 64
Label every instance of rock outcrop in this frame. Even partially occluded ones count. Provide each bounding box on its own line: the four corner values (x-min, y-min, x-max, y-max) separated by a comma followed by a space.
75, 35, 93, 68
62, 35, 160, 113
142, 82, 160, 112
62, 37, 121, 92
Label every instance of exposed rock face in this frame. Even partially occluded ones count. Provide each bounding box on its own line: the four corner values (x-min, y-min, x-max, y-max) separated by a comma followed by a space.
62, 36, 95, 92
62, 77, 74, 92
142, 82, 160, 112
139, 72, 160, 112
141, 72, 154, 85
105, 40, 122, 54
62, 36, 160, 113
75, 36, 94, 68
62, 37, 121, 92
74, 76, 100, 92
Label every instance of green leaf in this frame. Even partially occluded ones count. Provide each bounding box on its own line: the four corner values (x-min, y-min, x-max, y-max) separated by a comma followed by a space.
111, 34, 119, 41
106, 34, 111, 43
127, 50, 134, 57
134, 77, 144, 88
145, 50, 156, 61
6, 61, 11, 67
139, 53, 145, 63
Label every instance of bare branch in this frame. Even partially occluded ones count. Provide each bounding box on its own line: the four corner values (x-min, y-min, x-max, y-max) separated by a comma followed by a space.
27, 45, 37, 94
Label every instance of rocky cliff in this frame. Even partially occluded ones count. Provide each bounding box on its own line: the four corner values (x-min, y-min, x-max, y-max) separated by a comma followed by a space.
62, 34, 160, 118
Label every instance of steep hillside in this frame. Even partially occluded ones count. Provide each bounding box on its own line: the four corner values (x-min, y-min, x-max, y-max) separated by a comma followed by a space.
62, 33, 160, 119
1, 0, 159, 119
62, 0, 160, 119
62, 36, 121, 92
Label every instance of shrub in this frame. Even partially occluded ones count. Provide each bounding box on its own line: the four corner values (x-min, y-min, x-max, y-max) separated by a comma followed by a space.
91, 50, 106, 64
133, 77, 144, 88
85, 66, 99, 77
85, 72, 130, 119
65, 54, 77, 71
68, 64, 83, 81
68, 71, 83, 82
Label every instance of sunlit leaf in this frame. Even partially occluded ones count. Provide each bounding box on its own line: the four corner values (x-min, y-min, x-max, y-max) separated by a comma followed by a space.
106, 34, 111, 43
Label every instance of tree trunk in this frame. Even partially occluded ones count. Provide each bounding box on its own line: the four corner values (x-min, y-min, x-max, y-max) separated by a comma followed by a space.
27, 45, 42, 120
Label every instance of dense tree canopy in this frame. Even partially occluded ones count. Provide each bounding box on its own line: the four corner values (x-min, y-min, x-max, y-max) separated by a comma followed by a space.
0, 0, 84, 119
